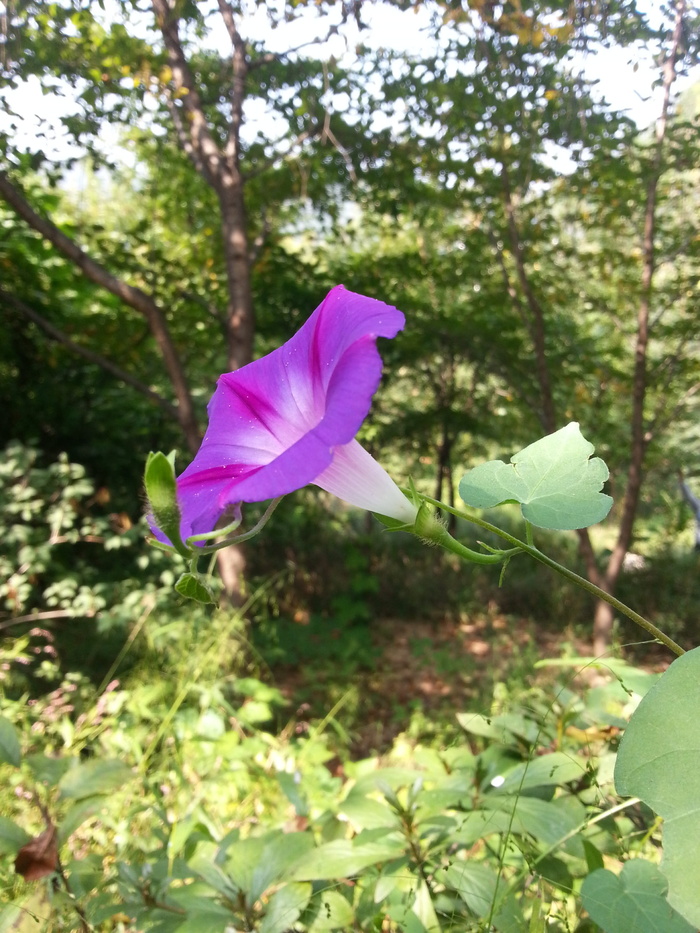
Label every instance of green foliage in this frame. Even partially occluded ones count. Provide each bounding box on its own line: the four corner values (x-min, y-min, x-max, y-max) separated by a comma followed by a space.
1, 0, 699, 927
459, 424, 613, 531
0, 636, 679, 932
1, 443, 696, 931
615, 647, 700, 927
581, 860, 694, 933
0, 441, 191, 678
0, 717, 21, 768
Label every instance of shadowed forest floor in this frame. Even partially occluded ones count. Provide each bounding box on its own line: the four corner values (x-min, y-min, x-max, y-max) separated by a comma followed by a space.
268, 613, 673, 759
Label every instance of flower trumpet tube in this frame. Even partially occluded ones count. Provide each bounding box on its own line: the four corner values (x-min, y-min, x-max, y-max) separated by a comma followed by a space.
150, 286, 417, 547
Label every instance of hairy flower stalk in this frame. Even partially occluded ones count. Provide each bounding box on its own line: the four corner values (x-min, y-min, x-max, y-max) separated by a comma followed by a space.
151, 286, 417, 547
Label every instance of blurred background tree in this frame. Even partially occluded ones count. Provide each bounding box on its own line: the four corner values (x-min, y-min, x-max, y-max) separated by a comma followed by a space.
1, 0, 699, 646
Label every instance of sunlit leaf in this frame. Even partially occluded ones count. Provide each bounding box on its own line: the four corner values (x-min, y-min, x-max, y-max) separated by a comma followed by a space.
58, 759, 132, 800
260, 882, 312, 933
0, 818, 31, 856
615, 647, 700, 927
581, 861, 694, 933
458, 423, 612, 530
175, 572, 216, 604
0, 717, 21, 768
303, 890, 355, 931
287, 835, 406, 881
144, 451, 188, 556
440, 861, 500, 917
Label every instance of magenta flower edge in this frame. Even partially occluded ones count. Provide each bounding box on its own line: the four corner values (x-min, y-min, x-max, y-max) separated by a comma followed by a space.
151, 285, 417, 545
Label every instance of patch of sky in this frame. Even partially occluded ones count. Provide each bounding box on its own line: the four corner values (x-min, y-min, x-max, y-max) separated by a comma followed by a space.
1, 0, 697, 189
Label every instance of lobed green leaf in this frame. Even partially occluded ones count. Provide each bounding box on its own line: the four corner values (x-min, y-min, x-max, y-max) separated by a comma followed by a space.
615, 647, 700, 928
459, 422, 613, 530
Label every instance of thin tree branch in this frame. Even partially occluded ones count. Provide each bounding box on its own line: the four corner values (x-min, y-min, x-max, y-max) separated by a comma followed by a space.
216, 0, 241, 49
152, 0, 225, 185
177, 288, 226, 326
248, 27, 341, 71
487, 226, 532, 334
0, 288, 178, 421
500, 161, 556, 433
3, 290, 181, 421
607, 0, 686, 585
166, 98, 216, 187
0, 170, 201, 452
243, 125, 317, 182
319, 61, 357, 182
216, 0, 247, 166
0, 609, 96, 633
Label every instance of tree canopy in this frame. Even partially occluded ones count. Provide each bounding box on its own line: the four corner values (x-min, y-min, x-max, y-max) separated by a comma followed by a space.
1, 0, 699, 637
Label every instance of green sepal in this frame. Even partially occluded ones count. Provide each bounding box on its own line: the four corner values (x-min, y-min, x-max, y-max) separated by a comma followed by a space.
414, 502, 518, 566
175, 572, 217, 605
144, 451, 190, 557
373, 512, 415, 531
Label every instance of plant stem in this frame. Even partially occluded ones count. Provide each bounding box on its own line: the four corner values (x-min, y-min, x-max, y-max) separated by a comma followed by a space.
188, 496, 283, 553
426, 522, 521, 565
419, 495, 685, 658
57, 854, 92, 932
507, 796, 641, 898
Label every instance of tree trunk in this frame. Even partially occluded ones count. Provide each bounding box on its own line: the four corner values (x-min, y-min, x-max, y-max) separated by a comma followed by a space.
216, 545, 247, 608
589, 0, 685, 655
220, 186, 255, 372
593, 598, 615, 659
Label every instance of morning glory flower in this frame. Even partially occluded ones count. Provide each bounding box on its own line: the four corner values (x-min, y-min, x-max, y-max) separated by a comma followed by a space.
162, 285, 417, 544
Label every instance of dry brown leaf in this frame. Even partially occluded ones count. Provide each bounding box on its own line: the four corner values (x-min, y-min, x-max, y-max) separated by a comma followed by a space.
14, 825, 59, 881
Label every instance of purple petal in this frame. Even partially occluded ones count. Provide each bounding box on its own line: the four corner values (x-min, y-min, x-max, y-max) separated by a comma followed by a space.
171, 286, 405, 540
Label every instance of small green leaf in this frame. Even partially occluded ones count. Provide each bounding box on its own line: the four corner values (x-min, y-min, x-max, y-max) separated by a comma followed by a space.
225, 835, 266, 895
260, 882, 312, 933
304, 890, 355, 931
175, 572, 216, 604
250, 832, 315, 902
58, 759, 132, 800
26, 754, 70, 786
0, 817, 31, 855
189, 844, 239, 898
458, 422, 612, 530
58, 797, 107, 844
171, 901, 233, 933
411, 877, 441, 932
339, 796, 401, 831
615, 647, 700, 927
440, 861, 500, 917
288, 835, 406, 881
0, 716, 21, 767
583, 839, 605, 873
482, 796, 582, 848
581, 861, 694, 933
144, 450, 188, 555
489, 751, 587, 793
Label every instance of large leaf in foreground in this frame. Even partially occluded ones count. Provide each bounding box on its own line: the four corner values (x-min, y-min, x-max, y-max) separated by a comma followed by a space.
615, 647, 700, 927
458, 423, 612, 530
581, 860, 694, 933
